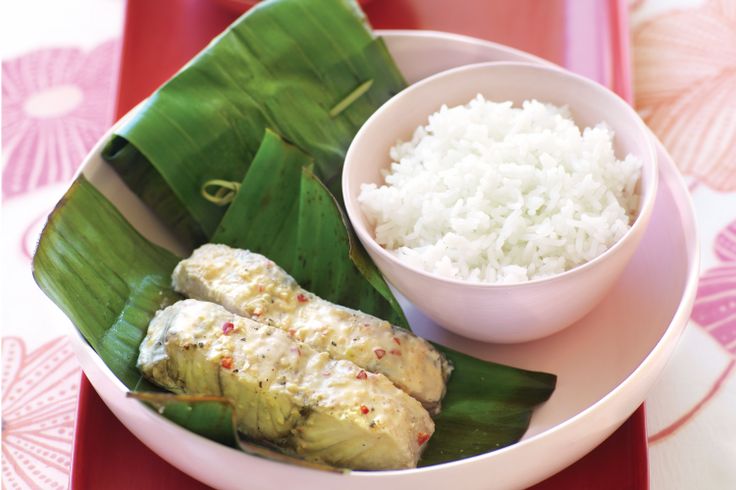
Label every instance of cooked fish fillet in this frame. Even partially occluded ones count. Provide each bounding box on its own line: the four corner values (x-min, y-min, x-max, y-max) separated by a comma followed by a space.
138, 299, 434, 470
171, 244, 451, 411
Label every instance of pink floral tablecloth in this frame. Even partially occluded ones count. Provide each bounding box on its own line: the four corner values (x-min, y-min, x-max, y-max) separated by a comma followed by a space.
2, 1, 734, 488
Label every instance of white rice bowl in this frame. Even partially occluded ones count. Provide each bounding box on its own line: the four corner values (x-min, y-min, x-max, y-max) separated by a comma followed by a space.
358, 96, 642, 284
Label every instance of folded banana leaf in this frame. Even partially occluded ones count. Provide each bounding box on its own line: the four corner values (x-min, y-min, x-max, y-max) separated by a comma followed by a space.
212, 129, 405, 327
212, 128, 307, 273
102, 0, 406, 246
32, 177, 235, 444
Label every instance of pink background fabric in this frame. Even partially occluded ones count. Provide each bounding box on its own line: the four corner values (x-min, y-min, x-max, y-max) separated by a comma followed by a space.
2, 0, 734, 488
630, 1, 736, 488
3, 41, 118, 198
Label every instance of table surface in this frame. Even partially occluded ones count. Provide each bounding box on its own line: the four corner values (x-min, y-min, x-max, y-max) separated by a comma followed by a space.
2, 1, 735, 489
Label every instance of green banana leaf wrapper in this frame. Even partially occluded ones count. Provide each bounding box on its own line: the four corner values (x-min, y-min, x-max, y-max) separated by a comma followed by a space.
102, 0, 405, 246
33, 0, 556, 470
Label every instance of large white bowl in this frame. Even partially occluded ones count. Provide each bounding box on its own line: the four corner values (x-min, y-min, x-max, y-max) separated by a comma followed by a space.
343, 61, 658, 343
64, 31, 698, 490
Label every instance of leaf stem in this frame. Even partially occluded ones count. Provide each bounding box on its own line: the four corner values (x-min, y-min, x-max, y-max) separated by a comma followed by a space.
329, 79, 374, 118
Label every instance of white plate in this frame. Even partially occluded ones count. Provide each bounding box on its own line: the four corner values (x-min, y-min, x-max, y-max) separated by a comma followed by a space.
66, 31, 698, 489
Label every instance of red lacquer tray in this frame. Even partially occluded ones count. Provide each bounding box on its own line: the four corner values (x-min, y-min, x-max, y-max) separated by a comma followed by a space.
70, 1, 648, 488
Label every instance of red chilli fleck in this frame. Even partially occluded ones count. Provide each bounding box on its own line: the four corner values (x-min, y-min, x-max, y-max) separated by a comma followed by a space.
417, 432, 430, 446
222, 322, 235, 335
220, 357, 233, 370
297, 293, 308, 303
374, 348, 386, 360
393, 337, 401, 345
390, 349, 402, 356
359, 405, 370, 415
257, 285, 265, 293
288, 329, 297, 337
356, 370, 368, 380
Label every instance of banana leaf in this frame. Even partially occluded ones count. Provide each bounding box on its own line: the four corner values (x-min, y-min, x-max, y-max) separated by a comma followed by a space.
293, 166, 407, 327
212, 128, 308, 273
212, 130, 405, 327
131, 392, 237, 448
102, 0, 406, 245
32, 177, 236, 444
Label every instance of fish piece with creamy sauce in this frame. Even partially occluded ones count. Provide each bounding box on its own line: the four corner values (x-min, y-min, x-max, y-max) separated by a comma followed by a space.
171, 243, 451, 412
137, 299, 434, 470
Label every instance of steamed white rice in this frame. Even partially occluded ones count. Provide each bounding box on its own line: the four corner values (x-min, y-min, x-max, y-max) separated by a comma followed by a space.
358, 96, 642, 284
